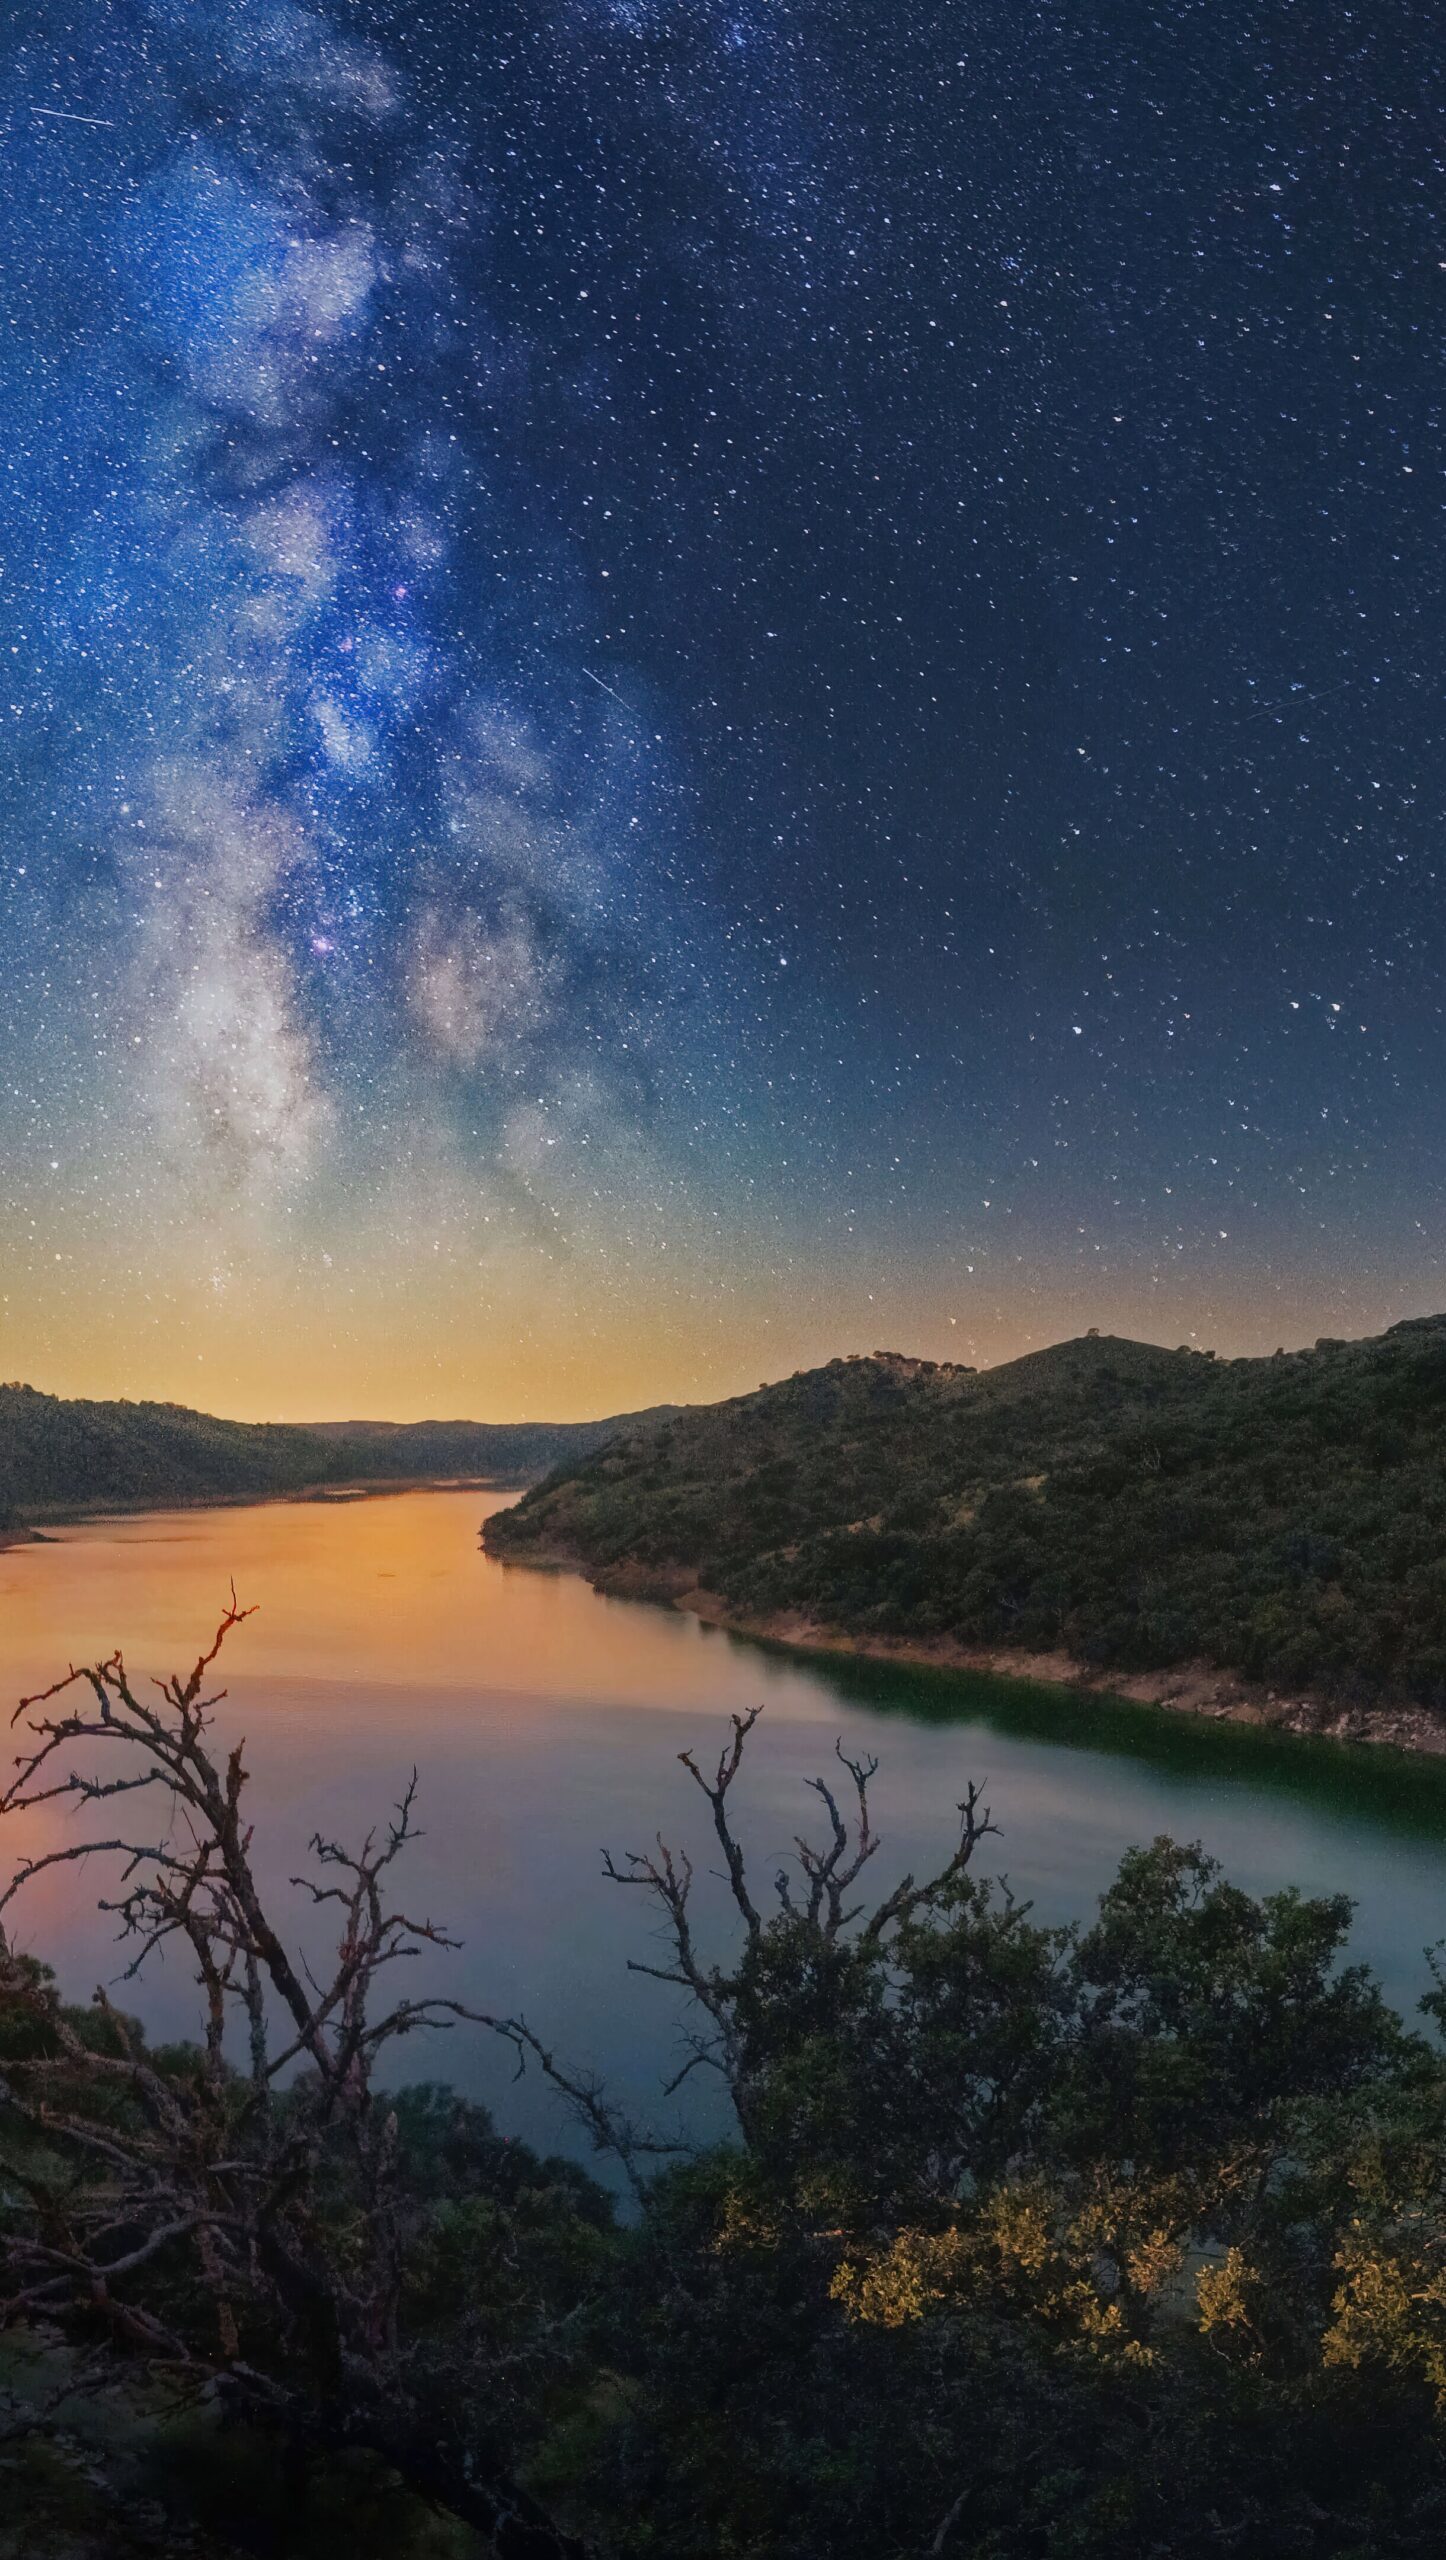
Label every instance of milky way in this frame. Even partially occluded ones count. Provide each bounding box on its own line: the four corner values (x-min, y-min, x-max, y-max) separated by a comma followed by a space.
0, 0, 1441, 1414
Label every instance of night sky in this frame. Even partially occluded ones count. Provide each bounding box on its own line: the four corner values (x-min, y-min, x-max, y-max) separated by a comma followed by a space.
0, 0, 1441, 1418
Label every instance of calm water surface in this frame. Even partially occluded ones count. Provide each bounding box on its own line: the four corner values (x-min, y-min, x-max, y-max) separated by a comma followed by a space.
3, 1488, 1445, 2160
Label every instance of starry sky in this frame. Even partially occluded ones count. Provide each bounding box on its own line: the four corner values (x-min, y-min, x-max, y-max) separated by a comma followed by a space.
0, 0, 1440, 1420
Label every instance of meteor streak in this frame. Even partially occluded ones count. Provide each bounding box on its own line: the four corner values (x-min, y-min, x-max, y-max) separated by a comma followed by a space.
30, 105, 116, 127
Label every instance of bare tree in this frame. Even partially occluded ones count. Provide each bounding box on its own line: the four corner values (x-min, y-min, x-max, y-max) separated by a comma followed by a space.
0, 1596, 600, 2558
585, 1708, 998, 2144
0, 1602, 1001, 2556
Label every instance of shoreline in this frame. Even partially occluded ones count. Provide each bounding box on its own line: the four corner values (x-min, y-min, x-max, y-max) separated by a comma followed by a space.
485, 1537, 1446, 1760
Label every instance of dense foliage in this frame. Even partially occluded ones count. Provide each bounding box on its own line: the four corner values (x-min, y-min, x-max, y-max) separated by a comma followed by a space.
489, 1317, 1446, 1713
8, 1688, 1446, 2558
0, 1384, 676, 1529
573, 1829, 1446, 2559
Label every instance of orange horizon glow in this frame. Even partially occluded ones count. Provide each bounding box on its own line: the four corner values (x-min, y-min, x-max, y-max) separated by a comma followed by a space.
3, 1246, 1441, 1425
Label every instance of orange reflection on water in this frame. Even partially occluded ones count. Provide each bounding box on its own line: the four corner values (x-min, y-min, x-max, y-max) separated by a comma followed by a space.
0, 1484, 833, 1967
6, 1485, 1446, 2168
0, 1488, 842, 2134
0, 1489, 819, 1721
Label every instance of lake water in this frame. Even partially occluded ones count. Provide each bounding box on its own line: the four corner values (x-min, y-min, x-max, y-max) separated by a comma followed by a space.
3, 1488, 1445, 2164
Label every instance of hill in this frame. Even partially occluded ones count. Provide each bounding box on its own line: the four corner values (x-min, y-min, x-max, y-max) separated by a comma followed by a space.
0, 1385, 678, 1535
298, 1410, 680, 1483
484, 1319, 1446, 1737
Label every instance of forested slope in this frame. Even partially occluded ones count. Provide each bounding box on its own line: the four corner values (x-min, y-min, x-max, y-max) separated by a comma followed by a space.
0, 1384, 675, 1532
300, 1407, 680, 1482
486, 1317, 1446, 1714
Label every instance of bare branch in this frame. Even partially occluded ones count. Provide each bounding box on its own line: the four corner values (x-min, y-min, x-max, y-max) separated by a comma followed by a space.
677, 1705, 763, 1937
479, 2012, 685, 2205
0, 1602, 610, 2560
861, 1779, 997, 1946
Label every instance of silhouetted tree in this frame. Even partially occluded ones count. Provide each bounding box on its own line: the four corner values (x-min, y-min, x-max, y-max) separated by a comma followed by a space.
0, 1598, 608, 2557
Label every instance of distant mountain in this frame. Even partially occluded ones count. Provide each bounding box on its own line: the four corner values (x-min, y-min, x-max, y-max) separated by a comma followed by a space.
484, 1319, 1446, 1723
296, 1411, 683, 1483
0, 1384, 679, 1533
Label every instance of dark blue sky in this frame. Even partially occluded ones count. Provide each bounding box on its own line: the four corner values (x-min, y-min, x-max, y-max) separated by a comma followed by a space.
0, 0, 1441, 1415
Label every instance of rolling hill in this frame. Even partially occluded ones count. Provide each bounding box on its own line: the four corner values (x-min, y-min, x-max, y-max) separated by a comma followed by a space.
297, 1410, 682, 1482
484, 1318, 1446, 1735
0, 1384, 678, 1535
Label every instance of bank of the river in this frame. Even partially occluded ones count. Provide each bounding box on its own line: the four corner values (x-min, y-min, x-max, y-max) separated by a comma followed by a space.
486, 1537, 1446, 1759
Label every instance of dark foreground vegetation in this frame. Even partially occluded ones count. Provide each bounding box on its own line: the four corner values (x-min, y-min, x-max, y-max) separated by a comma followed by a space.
0, 1384, 679, 1538
488, 1314, 1446, 1717
6, 1611, 1446, 2555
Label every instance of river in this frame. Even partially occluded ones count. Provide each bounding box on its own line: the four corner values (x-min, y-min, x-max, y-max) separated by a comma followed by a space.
2, 1488, 1444, 2163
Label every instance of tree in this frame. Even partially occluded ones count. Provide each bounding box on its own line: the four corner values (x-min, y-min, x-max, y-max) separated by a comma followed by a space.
551, 1713, 1446, 2557
0, 1598, 610, 2558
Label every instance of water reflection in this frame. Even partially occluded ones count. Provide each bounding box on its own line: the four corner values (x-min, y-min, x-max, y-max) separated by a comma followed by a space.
2, 1490, 1444, 2164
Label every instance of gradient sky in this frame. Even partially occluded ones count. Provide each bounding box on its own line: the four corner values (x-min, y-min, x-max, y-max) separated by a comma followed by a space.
0, 0, 1440, 1420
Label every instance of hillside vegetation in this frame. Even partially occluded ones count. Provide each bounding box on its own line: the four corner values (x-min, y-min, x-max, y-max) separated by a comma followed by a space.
0, 1384, 676, 1535
486, 1317, 1446, 1717
299, 1407, 679, 1481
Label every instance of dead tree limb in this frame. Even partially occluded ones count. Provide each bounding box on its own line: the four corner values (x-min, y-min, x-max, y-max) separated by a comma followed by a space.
0, 1599, 606, 2559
